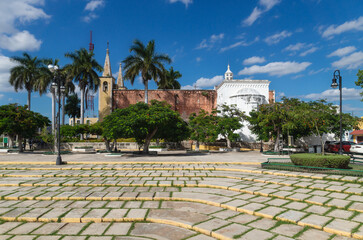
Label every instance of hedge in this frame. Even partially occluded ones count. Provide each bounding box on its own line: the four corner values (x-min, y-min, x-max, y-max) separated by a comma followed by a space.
290, 153, 350, 169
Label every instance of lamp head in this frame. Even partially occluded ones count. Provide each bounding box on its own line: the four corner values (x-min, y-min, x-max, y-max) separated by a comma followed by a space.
60, 86, 66, 94
331, 78, 338, 89
48, 64, 59, 73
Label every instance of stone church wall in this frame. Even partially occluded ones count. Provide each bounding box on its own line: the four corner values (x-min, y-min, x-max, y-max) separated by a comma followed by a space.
112, 89, 217, 120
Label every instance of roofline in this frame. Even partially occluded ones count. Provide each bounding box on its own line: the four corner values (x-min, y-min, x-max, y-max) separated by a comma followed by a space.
216, 79, 271, 90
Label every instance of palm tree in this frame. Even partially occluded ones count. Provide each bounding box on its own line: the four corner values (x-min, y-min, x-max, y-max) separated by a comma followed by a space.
64, 94, 80, 126
157, 67, 182, 89
64, 48, 102, 124
123, 39, 172, 103
39, 59, 75, 128
9, 52, 47, 110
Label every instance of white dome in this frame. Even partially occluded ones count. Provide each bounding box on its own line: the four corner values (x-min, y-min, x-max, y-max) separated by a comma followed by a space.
233, 88, 261, 96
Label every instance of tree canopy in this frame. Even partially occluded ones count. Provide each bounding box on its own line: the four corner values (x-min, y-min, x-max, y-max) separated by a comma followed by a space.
102, 100, 189, 152
123, 39, 171, 103
248, 98, 359, 153
9, 52, 48, 110
64, 48, 103, 125
157, 67, 182, 90
0, 104, 50, 152
188, 109, 218, 151
356, 69, 363, 101
215, 104, 245, 148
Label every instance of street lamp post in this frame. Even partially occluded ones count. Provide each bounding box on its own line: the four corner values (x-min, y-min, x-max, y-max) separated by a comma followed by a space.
48, 64, 65, 165
331, 69, 343, 155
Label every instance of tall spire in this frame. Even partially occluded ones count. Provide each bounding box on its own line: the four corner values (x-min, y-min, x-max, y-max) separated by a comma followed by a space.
117, 63, 125, 89
102, 41, 111, 77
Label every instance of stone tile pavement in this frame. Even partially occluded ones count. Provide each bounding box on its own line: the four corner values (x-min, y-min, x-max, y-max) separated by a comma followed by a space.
0, 152, 361, 239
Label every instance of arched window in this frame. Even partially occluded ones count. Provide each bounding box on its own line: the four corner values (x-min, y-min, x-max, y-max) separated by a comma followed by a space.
103, 81, 108, 92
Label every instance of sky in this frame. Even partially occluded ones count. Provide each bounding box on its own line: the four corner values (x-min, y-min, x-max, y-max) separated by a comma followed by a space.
0, 0, 363, 121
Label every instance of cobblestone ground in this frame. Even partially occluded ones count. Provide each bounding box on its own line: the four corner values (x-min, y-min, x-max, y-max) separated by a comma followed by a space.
0, 153, 362, 239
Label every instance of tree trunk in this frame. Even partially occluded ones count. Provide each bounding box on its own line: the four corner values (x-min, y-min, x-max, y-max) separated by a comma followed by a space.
18, 136, 23, 152
144, 81, 148, 104
80, 88, 85, 124
27, 90, 31, 110
226, 137, 231, 149
113, 139, 117, 152
274, 129, 280, 152
195, 141, 200, 151
143, 128, 158, 153
104, 137, 111, 152
62, 95, 65, 125
73, 117, 76, 126
80, 88, 85, 140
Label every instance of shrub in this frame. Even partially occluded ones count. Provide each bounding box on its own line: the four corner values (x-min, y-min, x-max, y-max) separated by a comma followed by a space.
290, 153, 350, 169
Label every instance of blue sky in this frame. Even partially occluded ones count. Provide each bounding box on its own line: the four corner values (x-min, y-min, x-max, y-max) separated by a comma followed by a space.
0, 0, 363, 121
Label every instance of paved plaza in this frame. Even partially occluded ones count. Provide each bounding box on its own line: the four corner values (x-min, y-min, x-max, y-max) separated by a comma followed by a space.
0, 151, 361, 239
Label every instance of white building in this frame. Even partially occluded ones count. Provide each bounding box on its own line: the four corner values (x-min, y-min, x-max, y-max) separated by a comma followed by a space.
216, 65, 273, 142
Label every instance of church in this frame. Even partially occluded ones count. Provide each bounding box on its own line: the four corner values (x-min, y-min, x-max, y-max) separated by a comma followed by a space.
98, 45, 275, 142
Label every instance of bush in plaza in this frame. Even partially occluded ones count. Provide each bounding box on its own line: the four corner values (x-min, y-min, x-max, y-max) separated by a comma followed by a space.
290, 153, 350, 169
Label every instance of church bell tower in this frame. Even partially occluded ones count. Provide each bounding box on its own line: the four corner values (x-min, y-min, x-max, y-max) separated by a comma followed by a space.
98, 42, 115, 121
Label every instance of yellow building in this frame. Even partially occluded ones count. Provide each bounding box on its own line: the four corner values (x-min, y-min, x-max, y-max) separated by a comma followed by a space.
69, 117, 98, 126
351, 117, 363, 143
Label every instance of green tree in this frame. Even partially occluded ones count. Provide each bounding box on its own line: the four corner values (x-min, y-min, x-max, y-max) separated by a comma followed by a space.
60, 125, 77, 141
64, 94, 80, 126
65, 48, 103, 125
9, 53, 48, 110
216, 104, 245, 148
301, 100, 359, 154
0, 104, 50, 152
102, 100, 188, 153
157, 67, 182, 89
123, 39, 171, 103
189, 109, 218, 151
356, 70, 363, 101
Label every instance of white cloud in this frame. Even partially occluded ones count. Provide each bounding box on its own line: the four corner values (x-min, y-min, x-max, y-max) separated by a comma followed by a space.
244, 7, 263, 26
243, 0, 281, 26
265, 30, 292, 45
182, 75, 223, 89
327, 46, 357, 57
82, 13, 98, 23
181, 85, 197, 90
322, 16, 363, 38
300, 47, 318, 57
284, 43, 307, 52
303, 88, 362, 101
239, 61, 311, 76
169, 0, 193, 7
260, 0, 281, 10
220, 37, 259, 53
0, 0, 49, 51
82, 0, 105, 23
220, 41, 247, 52
0, 55, 18, 92
0, 94, 3, 99
332, 51, 363, 69
196, 57, 202, 62
243, 56, 266, 65
196, 33, 224, 50
0, 31, 42, 52
195, 75, 224, 88
85, 0, 105, 11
